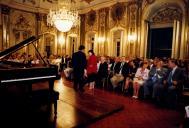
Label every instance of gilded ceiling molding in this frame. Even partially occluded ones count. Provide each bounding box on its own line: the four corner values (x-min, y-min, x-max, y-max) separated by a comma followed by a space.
1, 5, 10, 15
146, 0, 155, 4
81, 0, 94, 4
151, 7, 182, 23
22, 0, 36, 5
142, 0, 155, 11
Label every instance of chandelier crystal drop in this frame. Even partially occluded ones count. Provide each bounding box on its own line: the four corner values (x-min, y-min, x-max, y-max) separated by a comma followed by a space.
47, 0, 79, 32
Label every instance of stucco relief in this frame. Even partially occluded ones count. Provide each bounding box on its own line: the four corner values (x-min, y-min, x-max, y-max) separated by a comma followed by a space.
87, 10, 96, 26
9, 9, 36, 46
82, 0, 94, 4
109, 2, 126, 29
146, 0, 155, 4
99, 9, 106, 28
111, 3, 125, 22
22, 0, 36, 5
40, 15, 56, 34
151, 7, 182, 23
109, 6, 116, 29
10, 10, 35, 35
142, 0, 155, 11
129, 4, 138, 27
85, 10, 98, 32
119, 3, 127, 27
68, 26, 79, 35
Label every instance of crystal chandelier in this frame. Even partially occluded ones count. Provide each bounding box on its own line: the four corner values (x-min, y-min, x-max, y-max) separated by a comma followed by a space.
47, 0, 79, 32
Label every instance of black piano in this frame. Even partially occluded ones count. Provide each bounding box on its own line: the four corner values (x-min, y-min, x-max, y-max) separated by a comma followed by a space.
0, 36, 59, 116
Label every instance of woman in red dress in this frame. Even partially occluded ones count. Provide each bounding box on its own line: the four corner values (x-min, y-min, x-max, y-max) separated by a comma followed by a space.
87, 50, 97, 89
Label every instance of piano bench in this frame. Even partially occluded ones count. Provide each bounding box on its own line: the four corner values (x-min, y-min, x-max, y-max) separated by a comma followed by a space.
30, 90, 59, 116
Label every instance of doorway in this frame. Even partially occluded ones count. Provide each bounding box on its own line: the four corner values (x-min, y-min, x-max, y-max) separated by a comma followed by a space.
147, 27, 173, 58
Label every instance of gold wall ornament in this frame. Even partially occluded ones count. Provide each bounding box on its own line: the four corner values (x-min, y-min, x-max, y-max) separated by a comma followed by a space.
146, 0, 155, 4
82, 0, 94, 4
99, 8, 107, 28
129, 4, 138, 27
14, 14, 31, 30
22, 0, 36, 5
111, 3, 125, 22
87, 10, 96, 26
151, 7, 182, 23
44, 0, 58, 3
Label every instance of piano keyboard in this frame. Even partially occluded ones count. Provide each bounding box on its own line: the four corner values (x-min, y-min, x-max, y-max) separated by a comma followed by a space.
1, 75, 56, 83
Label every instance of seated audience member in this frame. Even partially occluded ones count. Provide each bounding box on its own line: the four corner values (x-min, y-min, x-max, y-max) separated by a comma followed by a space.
163, 59, 184, 108
110, 57, 120, 76
144, 59, 168, 99
124, 60, 137, 93
97, 56, 101, 72
110, 57, 128, 89
31, 56, 40, 65
64, 60, 73, 80
132, 61, 149, 99
183, 63, 189, 89
106, 57, 112, 72
96, 56, 108, 87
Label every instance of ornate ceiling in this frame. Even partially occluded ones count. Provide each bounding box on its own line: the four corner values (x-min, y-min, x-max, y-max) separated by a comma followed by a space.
0, 0, 135, 13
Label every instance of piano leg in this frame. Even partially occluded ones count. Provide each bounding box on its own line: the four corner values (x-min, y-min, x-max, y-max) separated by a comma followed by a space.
54, 100, 57, 117
49, 80, 54, 92
53, 91, 59, 117
48, 79, 59, 117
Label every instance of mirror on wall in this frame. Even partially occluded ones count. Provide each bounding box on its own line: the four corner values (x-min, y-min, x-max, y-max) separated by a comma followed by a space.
87, 32, 95, 50
113, 30, 123, 57
44, 33, 55, 58
68, 36, 77, 56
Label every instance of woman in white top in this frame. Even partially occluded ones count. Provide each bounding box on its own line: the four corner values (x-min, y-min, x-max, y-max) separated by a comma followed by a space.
132, 62, 149, 99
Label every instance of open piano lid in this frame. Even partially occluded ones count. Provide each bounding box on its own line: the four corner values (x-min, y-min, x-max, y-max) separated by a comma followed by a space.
0, 36, 38, 60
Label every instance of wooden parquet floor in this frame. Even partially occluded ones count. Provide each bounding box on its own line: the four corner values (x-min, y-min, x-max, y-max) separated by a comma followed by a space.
0, 74, 184, 128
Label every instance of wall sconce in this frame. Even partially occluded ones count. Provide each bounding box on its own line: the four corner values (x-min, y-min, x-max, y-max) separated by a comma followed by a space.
128, 34, 137, 43
58, 33, 65, 45
98, 37, 105, 43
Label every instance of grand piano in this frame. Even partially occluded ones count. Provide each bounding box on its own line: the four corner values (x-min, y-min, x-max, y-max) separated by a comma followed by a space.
0, 36, 59, 115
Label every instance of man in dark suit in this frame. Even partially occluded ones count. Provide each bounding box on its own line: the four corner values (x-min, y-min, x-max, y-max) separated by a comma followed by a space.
164, 59, 184, 108
72, 45, 87, 92
110, 57, 128, 88
96, 56, 108, 88
143, 59, 168, 100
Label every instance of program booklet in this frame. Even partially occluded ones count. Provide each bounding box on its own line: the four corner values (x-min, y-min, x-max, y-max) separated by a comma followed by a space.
185, 105, 189, 118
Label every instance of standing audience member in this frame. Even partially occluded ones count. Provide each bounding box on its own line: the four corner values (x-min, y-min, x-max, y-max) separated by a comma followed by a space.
87, 50, 97, 89
72, 45, 87, 92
